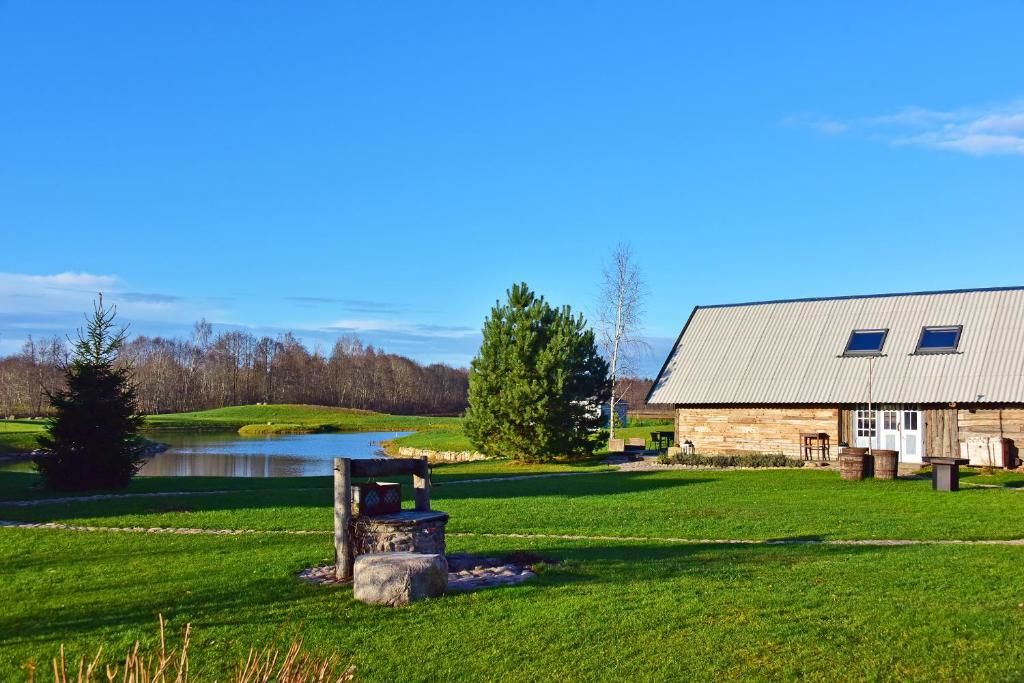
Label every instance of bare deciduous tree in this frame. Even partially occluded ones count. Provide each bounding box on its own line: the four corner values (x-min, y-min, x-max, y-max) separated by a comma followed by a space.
597, 243, 648, 439
1, 326, 468, 418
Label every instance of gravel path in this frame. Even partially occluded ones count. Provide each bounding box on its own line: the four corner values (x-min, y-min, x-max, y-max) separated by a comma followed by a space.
3, 520, 1023, 546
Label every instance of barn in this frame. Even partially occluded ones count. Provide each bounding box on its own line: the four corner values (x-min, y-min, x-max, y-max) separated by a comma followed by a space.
647, 287, 1024, 466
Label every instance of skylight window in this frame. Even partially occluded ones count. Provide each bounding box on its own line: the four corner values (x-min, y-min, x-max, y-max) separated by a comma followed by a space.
915, 326, 962, 354
843, 329, 888, 356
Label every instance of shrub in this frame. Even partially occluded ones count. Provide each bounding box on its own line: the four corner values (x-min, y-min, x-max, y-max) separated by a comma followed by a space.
238, 423, 323, 435
656, 452, 802, 468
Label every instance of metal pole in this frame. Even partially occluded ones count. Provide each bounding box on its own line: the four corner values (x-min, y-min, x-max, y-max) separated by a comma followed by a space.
867, 356, 874, 455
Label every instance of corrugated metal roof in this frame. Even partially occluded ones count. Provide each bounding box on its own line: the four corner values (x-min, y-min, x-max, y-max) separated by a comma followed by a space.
648, 287, 1024, 405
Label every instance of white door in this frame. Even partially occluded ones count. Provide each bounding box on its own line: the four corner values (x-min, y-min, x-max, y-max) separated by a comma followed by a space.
900, 410, 923, 463
879, 410, 901, 451
854, 409, 876, 450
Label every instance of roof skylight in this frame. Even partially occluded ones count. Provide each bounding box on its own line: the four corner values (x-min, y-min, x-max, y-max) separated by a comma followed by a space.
915, 326, 962, 354
843, 329, 888, 356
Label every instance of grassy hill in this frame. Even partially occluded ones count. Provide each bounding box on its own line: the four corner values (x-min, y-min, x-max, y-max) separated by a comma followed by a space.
142, 404, 460, 433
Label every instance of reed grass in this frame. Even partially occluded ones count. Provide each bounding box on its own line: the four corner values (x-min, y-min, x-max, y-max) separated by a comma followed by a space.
27, 616, 354, 683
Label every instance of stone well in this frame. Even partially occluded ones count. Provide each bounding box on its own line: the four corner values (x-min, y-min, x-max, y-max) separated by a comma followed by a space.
350, 510, 449, 556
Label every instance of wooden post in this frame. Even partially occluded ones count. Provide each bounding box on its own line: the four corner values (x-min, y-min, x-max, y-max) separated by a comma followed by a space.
333, 457, 353, 581
413, 456, 430, 511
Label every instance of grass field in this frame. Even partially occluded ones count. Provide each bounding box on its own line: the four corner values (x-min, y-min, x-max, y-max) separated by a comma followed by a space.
0, 419, 46, 455
2, 465, 1023, 680
387, 416, 674, 453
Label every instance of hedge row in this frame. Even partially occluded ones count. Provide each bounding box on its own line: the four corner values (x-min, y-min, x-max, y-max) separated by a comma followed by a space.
656, 452, 803, 468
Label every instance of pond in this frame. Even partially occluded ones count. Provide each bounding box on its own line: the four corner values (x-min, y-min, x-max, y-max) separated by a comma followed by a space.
138, 431, 412, 477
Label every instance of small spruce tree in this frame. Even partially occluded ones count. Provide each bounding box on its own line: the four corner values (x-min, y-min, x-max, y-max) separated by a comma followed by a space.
36, 297, 144, 490
464, 283, 609, 461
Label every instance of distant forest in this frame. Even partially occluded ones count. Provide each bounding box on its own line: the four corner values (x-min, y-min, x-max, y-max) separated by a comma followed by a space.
0, 320, 469, 417
0, 321, 671, 420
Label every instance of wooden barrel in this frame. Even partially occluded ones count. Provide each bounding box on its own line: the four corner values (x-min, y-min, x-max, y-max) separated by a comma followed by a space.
873, 450, 899, 480
839, 452, 867, 481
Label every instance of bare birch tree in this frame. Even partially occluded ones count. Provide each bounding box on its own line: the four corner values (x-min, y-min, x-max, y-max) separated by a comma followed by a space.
597, 244, 648, 439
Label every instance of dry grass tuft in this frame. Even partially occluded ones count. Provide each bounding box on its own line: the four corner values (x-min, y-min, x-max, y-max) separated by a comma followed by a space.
25, 615, 355, 683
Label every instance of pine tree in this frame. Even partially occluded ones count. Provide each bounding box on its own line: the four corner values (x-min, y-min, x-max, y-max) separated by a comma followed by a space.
36, 297, 144, 490
464, 283, 610, 461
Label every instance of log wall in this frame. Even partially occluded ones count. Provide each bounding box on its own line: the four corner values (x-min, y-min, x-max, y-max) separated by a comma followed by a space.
956, 408, 1024, 445
675, 407, 840, 457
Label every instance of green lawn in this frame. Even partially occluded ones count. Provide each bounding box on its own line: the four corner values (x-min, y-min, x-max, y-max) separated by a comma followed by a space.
2, 467, 1023, 540
1, 465, 1023, 680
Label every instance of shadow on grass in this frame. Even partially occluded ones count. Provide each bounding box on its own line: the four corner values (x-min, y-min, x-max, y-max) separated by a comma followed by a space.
0, 471, 712, 525
0, 469, 334, 502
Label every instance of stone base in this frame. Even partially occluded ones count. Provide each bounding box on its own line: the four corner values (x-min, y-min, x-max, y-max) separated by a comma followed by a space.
350, 510, 448, 556
300, 554, 538, 593
353, 552, 448, 606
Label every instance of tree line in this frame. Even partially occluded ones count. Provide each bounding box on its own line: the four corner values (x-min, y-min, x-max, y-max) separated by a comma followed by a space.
0, 320, 468, 417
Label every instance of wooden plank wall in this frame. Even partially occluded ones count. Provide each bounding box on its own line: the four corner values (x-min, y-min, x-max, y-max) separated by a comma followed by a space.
676, 407, 840, 457
924, 408, 959, 458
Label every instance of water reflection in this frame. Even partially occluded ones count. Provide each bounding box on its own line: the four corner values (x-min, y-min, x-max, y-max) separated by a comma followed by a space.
139, 431, 412, 477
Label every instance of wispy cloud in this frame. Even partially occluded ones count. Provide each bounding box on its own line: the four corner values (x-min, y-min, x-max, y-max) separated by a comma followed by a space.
0, 272, 479, 367
0, 271, 120, 296
322, 318, 476, 339
284, 296, 411, 314
787, 99, 1024, 156
119, 291, 184, 305
0, 271, 220, 330
782, 113, 848, 136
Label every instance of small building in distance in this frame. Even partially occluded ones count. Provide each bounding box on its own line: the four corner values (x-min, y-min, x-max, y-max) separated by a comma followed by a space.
647, 287, 1024, 466
601, 400, 629, 428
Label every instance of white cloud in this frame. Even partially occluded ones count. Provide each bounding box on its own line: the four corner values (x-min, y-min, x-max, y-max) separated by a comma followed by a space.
789, 99, 1024, 156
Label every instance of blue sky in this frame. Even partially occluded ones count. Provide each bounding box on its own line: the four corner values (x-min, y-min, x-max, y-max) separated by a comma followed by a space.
2, 2, 1023, 375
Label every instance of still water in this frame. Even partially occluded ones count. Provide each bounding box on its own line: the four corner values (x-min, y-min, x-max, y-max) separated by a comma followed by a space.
138, 431, 412, 477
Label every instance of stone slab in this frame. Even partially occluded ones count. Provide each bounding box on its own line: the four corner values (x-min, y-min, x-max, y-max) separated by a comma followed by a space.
353, 552, 448, 606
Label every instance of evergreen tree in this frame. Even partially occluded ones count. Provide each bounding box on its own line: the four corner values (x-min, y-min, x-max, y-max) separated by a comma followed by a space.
464, 283, 609, 461
36, 297, 144, 490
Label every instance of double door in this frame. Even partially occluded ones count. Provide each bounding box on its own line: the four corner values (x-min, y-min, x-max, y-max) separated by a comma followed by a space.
854, 408, 923, 463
